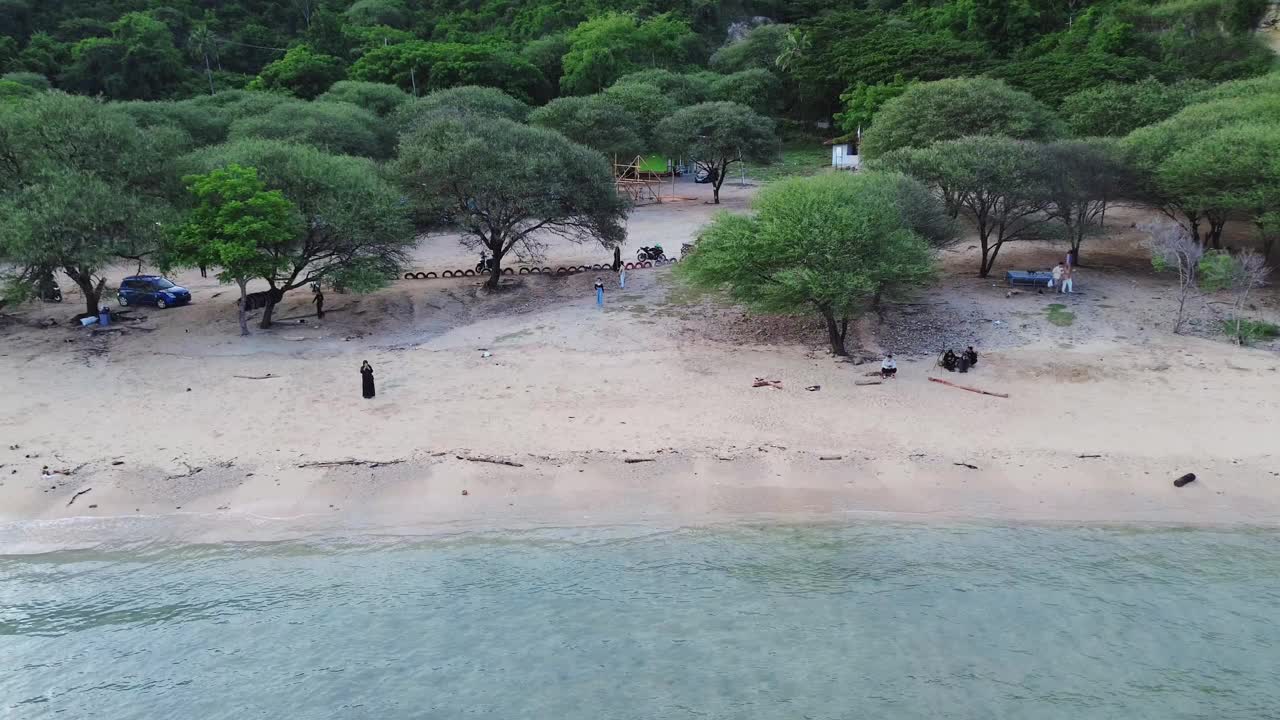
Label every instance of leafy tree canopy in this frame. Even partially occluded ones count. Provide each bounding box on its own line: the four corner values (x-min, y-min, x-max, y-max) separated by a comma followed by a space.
318, 80, 410, 117
528, 94, 644, 159
228, 99, 393, 159
249, 44, 345, 100
656, 101, 779, 204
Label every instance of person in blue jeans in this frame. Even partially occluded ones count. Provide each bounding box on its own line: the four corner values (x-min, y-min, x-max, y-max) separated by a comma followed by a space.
594, 278, 604, 306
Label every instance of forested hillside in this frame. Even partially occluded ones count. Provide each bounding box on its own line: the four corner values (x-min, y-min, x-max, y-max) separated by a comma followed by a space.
1, 0, 1274, 115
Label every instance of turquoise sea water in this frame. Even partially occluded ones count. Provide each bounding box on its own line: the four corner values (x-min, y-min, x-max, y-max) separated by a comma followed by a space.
2, 523, 1279, 719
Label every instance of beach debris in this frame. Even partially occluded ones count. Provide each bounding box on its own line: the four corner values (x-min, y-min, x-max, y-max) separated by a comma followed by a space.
805, 385, 821, 392
456, 454, 524, 468
1077, 454, 1103, 459
752, 377, 783, 389
111, 460, 124, 466
928, 377, 1009, 399
819, 455, 843, 461
1173, 473, 1197, 488
854, 380, 882, 386
66, 488, 92, 506
954, 462, 979, 470
624, 458, 656, 464
165, 462, 203, 480
88, 504, 98, 509
234, 374, 278, 380
461, 489, 470, 496
297, 458, 405, 469
481, 351, 492, 358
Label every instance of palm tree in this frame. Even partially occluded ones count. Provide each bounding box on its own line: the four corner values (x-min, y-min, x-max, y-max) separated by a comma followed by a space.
188, 25, 219, 95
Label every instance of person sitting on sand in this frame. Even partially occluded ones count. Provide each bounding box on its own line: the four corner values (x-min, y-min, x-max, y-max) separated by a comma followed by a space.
880, 354, 897, 379
964, 346, 978, 367
941, 349, 958, 372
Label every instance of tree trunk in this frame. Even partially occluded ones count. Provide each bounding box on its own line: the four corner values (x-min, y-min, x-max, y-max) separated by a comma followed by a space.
821, 309, 848, 356
259, 287, 285, 329
712, 166, 725, 205
236, 278, 250, 337
203, 54, 215, 95
487, 260, 503, 289
68, 270, 104, 318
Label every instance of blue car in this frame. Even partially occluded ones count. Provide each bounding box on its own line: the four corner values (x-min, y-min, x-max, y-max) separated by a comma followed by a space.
117, 275, 192, 309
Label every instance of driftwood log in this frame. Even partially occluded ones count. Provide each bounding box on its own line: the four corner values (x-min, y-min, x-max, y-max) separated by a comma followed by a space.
456, 455, 524, 468
67, 488, 92, 506
298, 458, 405, 469
1173, 473, 1196, 488
928, 377, 1009, 399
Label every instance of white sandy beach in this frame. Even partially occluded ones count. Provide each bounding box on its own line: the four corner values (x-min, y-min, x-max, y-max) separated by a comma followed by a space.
2, 181, 1279, 544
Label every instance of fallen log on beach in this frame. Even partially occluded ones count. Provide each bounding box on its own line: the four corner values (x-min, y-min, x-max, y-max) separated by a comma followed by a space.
455, 455, 524, 468
928, 377, 1009, 399
1173, 473, 1196, 488
298, 458, 405, 469
67, 488, 92, 506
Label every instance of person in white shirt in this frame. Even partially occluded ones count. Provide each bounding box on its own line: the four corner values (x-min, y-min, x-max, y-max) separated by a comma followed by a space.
1050, 263, 1064, 292
880, 354, 897, 379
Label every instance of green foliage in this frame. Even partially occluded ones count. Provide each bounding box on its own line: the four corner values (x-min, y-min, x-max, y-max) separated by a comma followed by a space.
560, 13, 698, 95
228, 100, 392, 159
709, 24, 790, 73
1, 70, 48, 90
349, 39, 547, 103
677, 172, 939, 355
393, 114, 628, 286
656, 101, 779, 203
601, 81, 676, 148
709, 69, 782, 115
528, 94, 644, 159
180, 138, 413, 324
345, 0, 410, 29
747, 144, 829, 183
1060, 78, 1210, 137
249, 45, 345, 100
317, 79, 408, 118
186, 89, 295, 122
612, 68, 713, 107
0, 92, 178, 315
0, 78, 36, 102
1220, 318, 1279, 344
13, 33, 69, 80
393, 85, 529, 135
171, 164, 300, 334
1045, 303, 1075, 326
115, 100, 231, 147
60, 12, 188, 101
861, 78, 1063, 159
835, 76, 914, 134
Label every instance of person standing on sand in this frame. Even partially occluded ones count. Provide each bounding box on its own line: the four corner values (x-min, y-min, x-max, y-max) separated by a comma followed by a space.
360, 361, 376, 399
312, 283, 325, 319
594, 278, 605, 307
1063, 264, 1075, 294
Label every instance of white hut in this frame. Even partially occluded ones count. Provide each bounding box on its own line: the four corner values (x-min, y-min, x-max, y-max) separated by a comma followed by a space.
825, 128, 861, 170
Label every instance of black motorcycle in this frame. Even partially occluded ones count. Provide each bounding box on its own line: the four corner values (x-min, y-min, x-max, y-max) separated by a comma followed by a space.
475, 252, 498, 274
36, 272, 62, 303
636, 246, 666, 262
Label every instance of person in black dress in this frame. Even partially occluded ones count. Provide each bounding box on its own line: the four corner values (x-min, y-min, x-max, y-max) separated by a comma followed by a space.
360, 361, 375, 399
312, 283, 325, 319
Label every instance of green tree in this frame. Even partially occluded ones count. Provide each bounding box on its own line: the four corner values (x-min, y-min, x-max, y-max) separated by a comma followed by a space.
345, 0, 410, 29
879, 136, 1051, 277
709, 69, 782, 115
709, 24, 791, 73
170, 165, 301, 335
612, 68, 713, 107
14, 33, 69, 80
181, 139, 414, 327
521, 33, 570, 91
60, 13, 188, 101
601, 81, 677, 148
116, 100, 232, 148
656, 101, 779, 204
860, 78, 1064, 159
249, 44, 344, 100
560, 13, 698, 95
188, 24, 219, 95
1, 70, 48, 90
528, 94, 644, 160
1041, 139, 1128, 264
394, 116, 628, 289
349, 40, 547, 103
677, 172, 941, 356
1060, 79, 1209, 137
228, 100, 392, 159
317, 80, 409, 117
835, 76, 914, 134
0, 79, 37, 102
0, 92, 177, 316
393, 85, 529, 134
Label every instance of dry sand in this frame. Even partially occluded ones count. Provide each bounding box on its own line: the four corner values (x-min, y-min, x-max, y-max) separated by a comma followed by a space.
2, 181, 1279, 547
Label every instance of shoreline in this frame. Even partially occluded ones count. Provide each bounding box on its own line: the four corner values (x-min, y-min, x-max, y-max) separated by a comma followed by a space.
4, 446, 1277, 552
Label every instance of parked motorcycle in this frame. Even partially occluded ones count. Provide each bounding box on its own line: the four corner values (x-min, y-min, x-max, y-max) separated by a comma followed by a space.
636, 246, 666, 262
475, 252, 499, 274
36, 272, 62, 303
